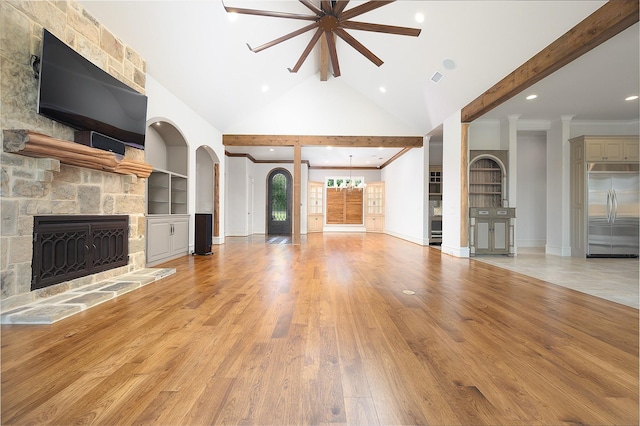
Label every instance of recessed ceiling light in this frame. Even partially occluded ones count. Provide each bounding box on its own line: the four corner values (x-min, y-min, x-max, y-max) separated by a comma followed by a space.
261, 85, 269, 92
228, 12, 238, 22
442, 58, 456, 70
326, 146, 332, 150
379, 86, 386, 93
378, 147, 384, 150
415, 13, 425, 23
526, 94, 538, 100
269, 148, 274, 152
625, 95, 639, 101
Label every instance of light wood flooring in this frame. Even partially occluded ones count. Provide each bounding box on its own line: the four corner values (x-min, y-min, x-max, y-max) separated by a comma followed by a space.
2, 233, 638, 425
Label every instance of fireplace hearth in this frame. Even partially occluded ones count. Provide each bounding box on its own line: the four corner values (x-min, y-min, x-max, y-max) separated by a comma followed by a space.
32, 215, 129, 291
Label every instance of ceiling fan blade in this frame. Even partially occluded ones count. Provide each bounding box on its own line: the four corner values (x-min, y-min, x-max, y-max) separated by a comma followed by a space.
248, 23, 318, 53
287, 27, 324, 73
338, 0, 394, 21
334, 28, 383, 67
223, 4, 317, 21
341, 21, 421, 37
332, 0, 350, 16
298, 0, 323, 16
325, 31, 341, 77
321, 0, 332, 14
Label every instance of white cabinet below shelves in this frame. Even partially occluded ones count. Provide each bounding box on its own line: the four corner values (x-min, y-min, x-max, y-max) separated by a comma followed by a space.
469, 207, 515, 255
365, 216, 384, 232
146, 215, 189, 265
308, 214, 323, 232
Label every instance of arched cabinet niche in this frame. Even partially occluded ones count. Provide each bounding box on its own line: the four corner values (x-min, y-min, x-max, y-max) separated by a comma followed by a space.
469, 154, 506, 208
145, 120, 190, 266
468, 151, 516, 256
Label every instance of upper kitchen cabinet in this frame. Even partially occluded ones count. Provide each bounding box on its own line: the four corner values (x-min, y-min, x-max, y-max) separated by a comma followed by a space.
576, 135, 640, 162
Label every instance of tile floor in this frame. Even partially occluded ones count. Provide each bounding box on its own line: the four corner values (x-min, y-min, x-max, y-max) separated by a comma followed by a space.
471, 247, 639, 309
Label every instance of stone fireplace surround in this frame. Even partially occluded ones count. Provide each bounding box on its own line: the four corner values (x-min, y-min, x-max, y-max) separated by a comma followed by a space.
1, 0, 163, 318
0, 130, 178, 323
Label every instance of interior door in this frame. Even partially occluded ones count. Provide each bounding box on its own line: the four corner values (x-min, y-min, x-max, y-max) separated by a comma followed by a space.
267, 169, 292, 235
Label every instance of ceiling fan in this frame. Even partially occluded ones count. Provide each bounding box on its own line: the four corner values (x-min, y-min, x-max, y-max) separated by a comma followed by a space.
223, 0, 422, 79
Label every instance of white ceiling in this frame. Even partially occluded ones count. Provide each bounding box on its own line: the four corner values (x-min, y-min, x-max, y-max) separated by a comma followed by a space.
79, 1, 638, 168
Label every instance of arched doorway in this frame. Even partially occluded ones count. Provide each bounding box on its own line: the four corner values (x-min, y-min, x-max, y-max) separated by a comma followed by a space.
267, 168, 292, 235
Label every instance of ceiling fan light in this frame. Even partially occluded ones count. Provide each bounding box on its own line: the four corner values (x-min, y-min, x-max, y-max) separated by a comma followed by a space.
415, 13, 425, 23
526, 94, 538, 100
625, 95, 639, 101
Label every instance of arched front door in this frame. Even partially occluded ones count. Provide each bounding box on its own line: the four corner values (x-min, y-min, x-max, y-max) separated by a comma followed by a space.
267, 169, 292, 235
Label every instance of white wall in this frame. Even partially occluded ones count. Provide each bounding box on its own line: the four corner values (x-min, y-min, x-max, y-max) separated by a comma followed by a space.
517, 131, 547, 247
381, 148, 426, 245
225, 159, 310, 236
441, 111, 468, 257
225, 156, 249, 236
469, 120, 502, 150
226, 75, 420, 135
571, 120, 640, 137
196, 147, 214, 213
145, 75, 226, 247
308, 169, 382, 185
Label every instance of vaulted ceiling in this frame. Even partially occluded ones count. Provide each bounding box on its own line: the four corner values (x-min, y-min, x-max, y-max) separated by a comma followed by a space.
80, 1, 638, 167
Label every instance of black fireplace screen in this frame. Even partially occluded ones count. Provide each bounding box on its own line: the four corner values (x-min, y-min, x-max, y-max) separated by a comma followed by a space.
32, 215, 129, 291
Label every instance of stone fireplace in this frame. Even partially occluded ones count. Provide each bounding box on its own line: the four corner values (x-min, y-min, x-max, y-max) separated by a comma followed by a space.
1, 0, 149, 311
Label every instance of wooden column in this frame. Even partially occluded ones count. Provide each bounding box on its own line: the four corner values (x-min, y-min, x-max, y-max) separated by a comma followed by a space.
460, 123, 469, 248
293, 142, 301, 245
213, 163, 220, 237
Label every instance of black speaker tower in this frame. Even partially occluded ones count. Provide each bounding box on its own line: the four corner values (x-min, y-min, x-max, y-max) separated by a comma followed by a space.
194, 213, 213, 255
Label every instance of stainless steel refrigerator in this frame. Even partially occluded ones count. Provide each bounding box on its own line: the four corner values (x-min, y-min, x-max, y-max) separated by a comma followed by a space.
587, 163, 639, 257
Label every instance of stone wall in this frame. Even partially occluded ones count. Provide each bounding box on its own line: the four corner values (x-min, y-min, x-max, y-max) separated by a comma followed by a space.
1, 0, 148, 310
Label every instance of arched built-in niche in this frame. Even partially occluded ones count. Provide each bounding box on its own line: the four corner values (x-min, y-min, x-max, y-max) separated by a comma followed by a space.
469, 153, 508, 208
145, 119, 190, 265
196, 145, 221, 240
196, 146, 217, 213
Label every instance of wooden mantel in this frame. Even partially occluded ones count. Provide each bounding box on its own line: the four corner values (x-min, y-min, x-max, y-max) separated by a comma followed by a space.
3, 130, 153, 178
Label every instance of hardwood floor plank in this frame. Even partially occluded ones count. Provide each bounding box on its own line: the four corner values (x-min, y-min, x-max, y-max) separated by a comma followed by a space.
2, 234, 637, 425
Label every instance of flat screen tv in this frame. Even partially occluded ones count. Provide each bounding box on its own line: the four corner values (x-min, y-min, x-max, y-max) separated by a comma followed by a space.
37, 29, 147, 149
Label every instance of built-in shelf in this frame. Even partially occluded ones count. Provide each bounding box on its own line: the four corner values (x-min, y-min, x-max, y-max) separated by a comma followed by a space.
147, 170, 188, 215
469, 158, 504, 208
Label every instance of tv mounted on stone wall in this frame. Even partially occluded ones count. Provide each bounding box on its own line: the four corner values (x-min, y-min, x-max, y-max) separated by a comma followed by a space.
37, 29, 148, 150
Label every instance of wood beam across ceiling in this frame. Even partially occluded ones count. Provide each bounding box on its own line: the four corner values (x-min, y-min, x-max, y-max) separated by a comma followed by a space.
223, 135, 423, 148
320, 35, 329, 81
461, 0, 639, 123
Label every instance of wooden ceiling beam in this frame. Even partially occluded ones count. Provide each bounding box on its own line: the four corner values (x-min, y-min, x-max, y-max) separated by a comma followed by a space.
320, 34, 329, 81
223, 135, 423, 148
461, 0, 639, 123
